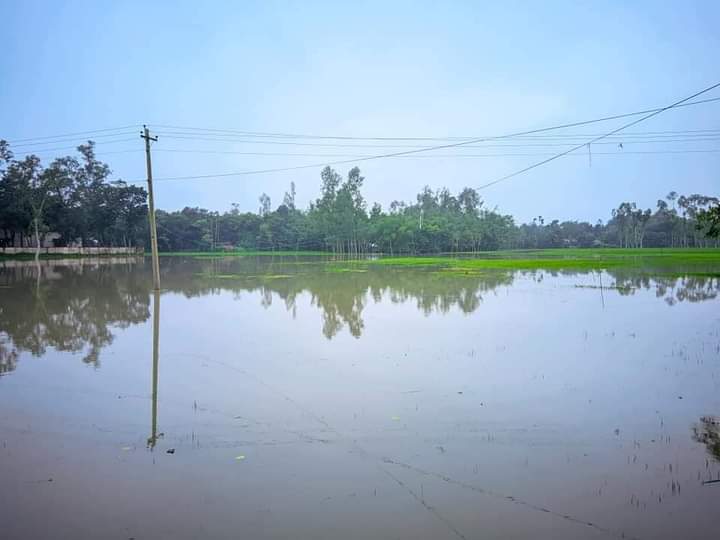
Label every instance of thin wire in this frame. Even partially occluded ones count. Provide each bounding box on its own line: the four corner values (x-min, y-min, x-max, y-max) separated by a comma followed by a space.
9, 132, 139, 150
5, 96, 718, 147
476, 81, 720, 190
493, 129, 720, 139
152, 133, 720, 149
7, 138, 141, 155
150, 130, 720, 148
153, 128, 720, 141
148, 96, 720, 140
14, 145, 720, 161
141, 84, 720, 183
92, 149, 144, 156
150, 148, 720, 158
5, 125, 141, 144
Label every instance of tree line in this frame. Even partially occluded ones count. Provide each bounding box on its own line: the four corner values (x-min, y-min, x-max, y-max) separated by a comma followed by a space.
0, 141, 148, 250
1, 141, 718, 253
155, 167, 719, 253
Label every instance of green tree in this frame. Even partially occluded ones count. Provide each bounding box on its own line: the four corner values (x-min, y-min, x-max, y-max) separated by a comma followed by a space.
697, 203, 720, 238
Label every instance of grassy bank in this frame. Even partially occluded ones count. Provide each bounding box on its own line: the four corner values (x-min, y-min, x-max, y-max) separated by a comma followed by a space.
328, 248, 720, 274
3, 248, 719, 273
154, 247, 720, 258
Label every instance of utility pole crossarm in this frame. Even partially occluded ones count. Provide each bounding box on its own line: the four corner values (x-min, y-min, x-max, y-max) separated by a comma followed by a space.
141, 125, 161, 291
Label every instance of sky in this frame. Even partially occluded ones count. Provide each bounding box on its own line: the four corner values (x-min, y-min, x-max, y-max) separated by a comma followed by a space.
1, 0, 718, 223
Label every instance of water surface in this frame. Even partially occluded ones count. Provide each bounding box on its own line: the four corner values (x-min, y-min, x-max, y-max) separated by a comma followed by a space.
1, 256, 719, 539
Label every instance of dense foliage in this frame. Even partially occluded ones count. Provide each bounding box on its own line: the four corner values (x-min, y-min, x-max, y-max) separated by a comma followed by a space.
0, 141, 148, 248
155, 166, 719, 253
1, 142, 718, 252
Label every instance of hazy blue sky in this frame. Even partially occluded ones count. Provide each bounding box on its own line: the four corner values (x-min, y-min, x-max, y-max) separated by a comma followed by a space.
1, 0, 718, 222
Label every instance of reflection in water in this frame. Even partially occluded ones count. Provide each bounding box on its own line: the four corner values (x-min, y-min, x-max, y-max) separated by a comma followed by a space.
1, 257, 719, 370
692, 416, 720, 463
1, 256, 720, 540
171, 264, 518, 338
0, 337, 18, 374
611, 273, 720, 305
147, 291, 161, 450
187, 262, 720, 339
185, 268, 515, 339
0, 259, 150, 372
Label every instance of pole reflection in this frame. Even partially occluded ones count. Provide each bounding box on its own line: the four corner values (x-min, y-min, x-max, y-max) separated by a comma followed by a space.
147, 290, 161, 450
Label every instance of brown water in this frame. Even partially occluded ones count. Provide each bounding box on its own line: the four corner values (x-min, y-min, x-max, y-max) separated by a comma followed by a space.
1, 256, 719, 540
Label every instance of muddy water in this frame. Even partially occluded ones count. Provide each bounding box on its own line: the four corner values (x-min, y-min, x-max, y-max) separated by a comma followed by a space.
1, 256, 719, 540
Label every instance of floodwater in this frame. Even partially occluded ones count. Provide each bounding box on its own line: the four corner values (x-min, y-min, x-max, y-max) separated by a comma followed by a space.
1, 256, 719, 540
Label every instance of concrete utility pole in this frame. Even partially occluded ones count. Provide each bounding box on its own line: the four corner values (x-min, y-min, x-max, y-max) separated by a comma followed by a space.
141, 125, 161, 291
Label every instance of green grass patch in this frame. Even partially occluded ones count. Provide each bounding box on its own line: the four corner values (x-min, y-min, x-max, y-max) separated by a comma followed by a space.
331, 248, 720, 273
442, 248, 720, 259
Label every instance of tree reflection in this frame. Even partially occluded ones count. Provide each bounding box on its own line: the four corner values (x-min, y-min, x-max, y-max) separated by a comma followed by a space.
0, 259, 150, 372
0, 338, 18, 374
1, 257, 719, 371
692, 416, 720, 462
165, 258, 720, 340
185, 264, 515, 339
609, 272, 719, 305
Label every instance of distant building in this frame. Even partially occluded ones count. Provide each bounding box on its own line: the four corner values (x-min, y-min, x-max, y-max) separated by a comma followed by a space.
1, 232, 82, 248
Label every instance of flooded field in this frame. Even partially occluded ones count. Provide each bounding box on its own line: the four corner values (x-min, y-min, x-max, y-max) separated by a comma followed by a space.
1, 255, 719, 540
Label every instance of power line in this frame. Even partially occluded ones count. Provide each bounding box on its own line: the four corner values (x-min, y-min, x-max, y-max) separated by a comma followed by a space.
152, 133, 720, 149
7, 122, 718, 150
9, 132, 139, 151
476, 81, 720, 190
135, 84, 720, 183
13, 143, 720, 161
152, 128, 720, 139
5, 98, 718, 153
151, 148, 720, 158
153, 128, 720, 142
7, 138, 142, 155
14, 130, 720, 157
5, 95, 719, 147
489, 129, 720, 139
152, 128, 720, 141
5, 125, 141, 145
22, 147, 143, 157
148, 96, 720, 140
14, 147, 720, 164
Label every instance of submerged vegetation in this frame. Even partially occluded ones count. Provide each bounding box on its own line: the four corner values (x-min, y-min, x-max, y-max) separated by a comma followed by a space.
324, 248, 720, 275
